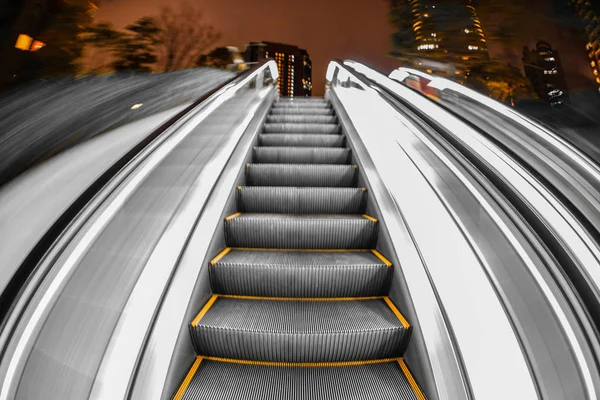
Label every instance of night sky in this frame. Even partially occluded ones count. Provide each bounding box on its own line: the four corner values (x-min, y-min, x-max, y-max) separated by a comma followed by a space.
96, 0, 596, 96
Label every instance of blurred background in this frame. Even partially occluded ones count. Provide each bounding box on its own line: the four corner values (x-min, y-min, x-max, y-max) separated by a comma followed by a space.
1, 0, 600, 184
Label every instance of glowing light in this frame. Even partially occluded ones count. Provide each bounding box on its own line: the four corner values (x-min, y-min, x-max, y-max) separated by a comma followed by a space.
30, 40, 45, 51
464, 28, 470, 33
130, 103, 143, 110
15, 34, 33, 51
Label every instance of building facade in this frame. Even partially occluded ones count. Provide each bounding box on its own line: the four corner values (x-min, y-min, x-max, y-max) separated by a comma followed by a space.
389, 0, 489, 74
244, 41, 312, 97
522, 41, 569, 105
568, 0, 600, 86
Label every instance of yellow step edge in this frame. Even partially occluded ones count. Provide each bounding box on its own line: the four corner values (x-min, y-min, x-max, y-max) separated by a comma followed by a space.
218, 294, 386, 302
362, 187, 367, 191
225, 212, 242, 221
398, 358, 427, 400
210, 248, 231, 265
371, 249, 392, 267
229, 248, 372, 253
201, 355, 402, 368
237, 186, 242, 190
362, 214, 378, 223
173, 356, 203, 400
354, 165, 358, 169
384, 297, 411, 329
191, 295, 218, 327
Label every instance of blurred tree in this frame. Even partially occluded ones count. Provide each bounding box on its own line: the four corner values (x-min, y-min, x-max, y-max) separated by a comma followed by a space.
466, 61, 537, 105
12, 0, 97, 82
113, 17, 161, 72
196, 47, 232, 69
81, 22, 124, 72
156, 1, 221, 71
83, 17, 161, 73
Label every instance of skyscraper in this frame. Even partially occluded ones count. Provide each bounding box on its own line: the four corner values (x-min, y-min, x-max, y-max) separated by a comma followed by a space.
568, 0, 600, 86
522, 41, 569, 106
244, 41, 312, 97
389, 0, 489, 74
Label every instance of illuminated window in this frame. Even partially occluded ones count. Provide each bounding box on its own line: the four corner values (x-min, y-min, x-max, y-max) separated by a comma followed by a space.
592, 60, 596, 67
464, 28, 470, 33
545, 57, 555, 61
468, 45, 479, 50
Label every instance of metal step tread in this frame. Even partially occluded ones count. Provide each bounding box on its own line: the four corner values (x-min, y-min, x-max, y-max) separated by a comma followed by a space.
246, 163, 357, 187
270, 107, 334, 115
237, 186, 366, 213
253, 146, 351, 164
266, 115, 338, 124
263, 123, 341, 134
190, 296, 410, 362
259, 133, 344, 147
224, 213, 378, 249
209, 249, 391, 297
175, 358, 424, 400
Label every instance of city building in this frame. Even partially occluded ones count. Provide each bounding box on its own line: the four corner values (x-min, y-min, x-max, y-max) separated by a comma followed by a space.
388, 0, 489, 75
244, 41, 312, 97
568, 0, 600, 86
522, 41, 569, 106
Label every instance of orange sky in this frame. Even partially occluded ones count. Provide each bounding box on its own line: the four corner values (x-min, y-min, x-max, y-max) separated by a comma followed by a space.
96, 0, 596, 95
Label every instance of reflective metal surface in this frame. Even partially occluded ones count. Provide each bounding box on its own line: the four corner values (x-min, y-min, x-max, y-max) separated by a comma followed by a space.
0, 61, 279, 400
331, 60, 600, 399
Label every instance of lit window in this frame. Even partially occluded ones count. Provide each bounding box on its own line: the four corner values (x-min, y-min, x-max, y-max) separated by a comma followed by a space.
464, 28, 470, 34
592, 60, 596, 67
431, 33, 436, 37
545, 57, 555, 61
595, 69, 598, 75
468, 45, 479, 50
423, 13, 429, 17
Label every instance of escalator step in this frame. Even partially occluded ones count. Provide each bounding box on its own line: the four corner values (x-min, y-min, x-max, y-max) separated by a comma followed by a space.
246, 164, 357, 187
176, 358, 423, 400
224, 214, 378, 249
209, 249, 391, 297
253, 147, 351, 164
190, 297, 410, 362
270, 107, 334, 115
263, 123, 341, 134
266, 115, 338, 124
237, 186, 365, 213
272, 101, 329, 108
259, 133, 344, 147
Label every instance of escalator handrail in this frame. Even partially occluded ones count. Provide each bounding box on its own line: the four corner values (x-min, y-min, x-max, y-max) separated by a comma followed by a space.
340, 60, 600, 400
0, 60, 279, 400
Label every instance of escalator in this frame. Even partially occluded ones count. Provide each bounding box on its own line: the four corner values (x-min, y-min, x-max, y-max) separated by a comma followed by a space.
173, 97, 426, 400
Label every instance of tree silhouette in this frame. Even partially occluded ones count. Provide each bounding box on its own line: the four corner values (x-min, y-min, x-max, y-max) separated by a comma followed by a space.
197, 47, 233, 69
113, 17, 161, 72
156, 1, 221, 71
466, 61, 537, 104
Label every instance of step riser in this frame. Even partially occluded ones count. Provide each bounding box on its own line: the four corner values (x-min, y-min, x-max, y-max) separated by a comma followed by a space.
266, 115, 338, 124
263, 123, 341, 134
191, 328, 406, 363
225, 218, 378, 249
259, 134, 345, 147
210, 264, 391, 297
253, 147, 351, 164
246, 164, 357, 187
237, 187, 366, 213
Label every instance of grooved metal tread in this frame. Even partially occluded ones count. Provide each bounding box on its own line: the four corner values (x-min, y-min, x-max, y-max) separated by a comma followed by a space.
259, 133, 344, 147
263, 123, 341, 134
190, 296, 409, 362
253, 146, 351, 164
209, 249, 391, 297
224, 213, 378, 249
246, 163, 357, 187
266, 115, 338, 124
237, 186, 366, 213
270, 107, 334, 115
176, 358, 423, 400
272, 102, 330, 108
